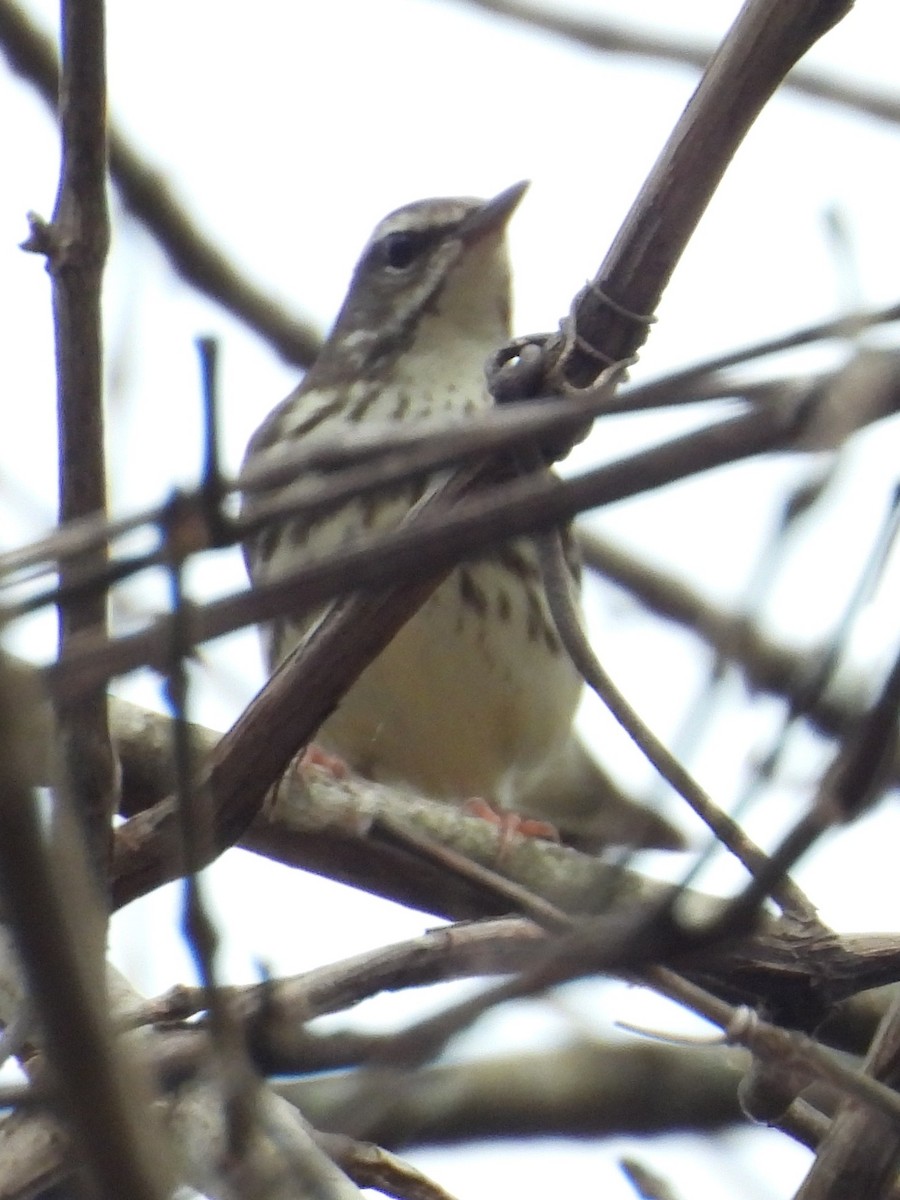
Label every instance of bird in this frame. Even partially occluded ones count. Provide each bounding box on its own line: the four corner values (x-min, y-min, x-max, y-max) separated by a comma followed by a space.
241, 182, 681, 852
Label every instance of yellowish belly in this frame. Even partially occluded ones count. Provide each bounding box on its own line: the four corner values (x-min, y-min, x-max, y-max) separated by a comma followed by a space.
314, 554, 583, 805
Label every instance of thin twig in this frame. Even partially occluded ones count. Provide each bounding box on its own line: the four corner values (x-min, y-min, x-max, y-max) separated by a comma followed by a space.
5, 307, 898, 591
313, 1131, 462, 1200
620, 1157, 681, 1200
46, 392, 814, 701
605, 301, 900, 415
0, 388, 624, 597
163, 349, 265, 1169
727, 476, 900, 821
712, 642, 900, 935
576, 525, 892, 758
0, 0, 322, 366
649, 967, 900, 1126
456, 0, 900, 129
532, 519, 814, 921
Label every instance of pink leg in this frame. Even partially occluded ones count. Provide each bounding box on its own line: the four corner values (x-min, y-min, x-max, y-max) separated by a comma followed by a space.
297, 744, 350, 780
462, 796, 560, 844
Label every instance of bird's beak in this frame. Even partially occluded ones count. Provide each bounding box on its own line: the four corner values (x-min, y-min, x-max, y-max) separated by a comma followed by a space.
458, 180, 529, 245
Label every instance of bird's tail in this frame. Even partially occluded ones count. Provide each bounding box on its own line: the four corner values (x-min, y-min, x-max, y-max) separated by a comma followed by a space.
515, 738, 684, 853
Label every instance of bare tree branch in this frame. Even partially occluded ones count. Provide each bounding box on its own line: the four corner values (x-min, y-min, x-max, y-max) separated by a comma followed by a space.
277, 1040, 744, 1148
545, 0, 853, 388
0, 0, 322, 367
456, 0, 900, 128
577, 526, 886, 752
0, 656, 170, 1200
794, 988, 900, 1198
2, 1, 898, 1195
18, 0, 118, 885
101, 693, 900, 1030
46, 393, 815, 701
312, 1132, 462, 1200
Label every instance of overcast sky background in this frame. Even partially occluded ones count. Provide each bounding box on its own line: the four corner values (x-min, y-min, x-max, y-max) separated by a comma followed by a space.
2, 2, 900, 1197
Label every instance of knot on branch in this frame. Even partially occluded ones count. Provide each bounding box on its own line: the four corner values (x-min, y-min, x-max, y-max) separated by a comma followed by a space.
554, 277, 658, 393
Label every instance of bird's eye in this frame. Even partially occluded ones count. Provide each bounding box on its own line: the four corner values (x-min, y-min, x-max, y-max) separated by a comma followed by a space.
380, 230, 422, 271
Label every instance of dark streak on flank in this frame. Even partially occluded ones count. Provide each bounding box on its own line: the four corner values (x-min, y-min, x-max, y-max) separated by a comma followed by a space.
458, 568, 489, 617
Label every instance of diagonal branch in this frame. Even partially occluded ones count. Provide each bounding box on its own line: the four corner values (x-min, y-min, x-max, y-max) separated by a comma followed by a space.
457, 0, 900, 128
576, 526, 896, 762
0, 0, 322, 367
46, 393, 814, 701
548, 0, 853, 388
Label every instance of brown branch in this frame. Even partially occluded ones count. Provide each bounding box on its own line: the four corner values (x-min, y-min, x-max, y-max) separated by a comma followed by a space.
312, 1132, 462, 1200
457, 0, 900, 128
126, 917, 879, 1160
111, 567, 450, 909
649, 966, 900, 1128
6, 312, 899, 594
0, 964, 372, 1200
106, 412, 812, 910
89, 915, 896, 1164
143, 912, 900, 1063
138, 917, 549, 1032
277, 1040, 744, 1149
109, 676, 671, 917
163, 1080, 365, 1200
0, 656, 170, 1200
103, 693, 900, 1033
258, 914, 897, 1153
46, 393, 813, 702
0, 388, 631, 592
548, 0, 853, 388
576, 527, 892, 758
533, 525, 813, 920
3, 13, 167, 1192
19, 0, 117, 883
31, 0, 868, 705
620, 1159, 682, 1200
609, 306, 900, 417
0, 0, 321, 367
794, 988, 900, 1199
0, 1031, 740, 1185
0, 675, 696, 923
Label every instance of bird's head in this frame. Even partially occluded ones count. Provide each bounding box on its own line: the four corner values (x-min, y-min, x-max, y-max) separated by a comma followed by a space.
306, 181, 529, 387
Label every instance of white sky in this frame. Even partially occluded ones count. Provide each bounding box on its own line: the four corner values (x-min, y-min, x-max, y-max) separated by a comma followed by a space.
2, 3, 900, 1197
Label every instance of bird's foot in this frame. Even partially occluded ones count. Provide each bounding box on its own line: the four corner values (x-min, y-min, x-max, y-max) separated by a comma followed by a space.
296, 743, 350, 780
462, 797, 560, 857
